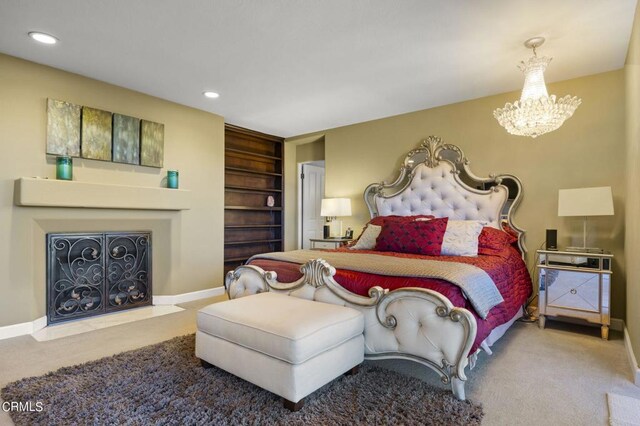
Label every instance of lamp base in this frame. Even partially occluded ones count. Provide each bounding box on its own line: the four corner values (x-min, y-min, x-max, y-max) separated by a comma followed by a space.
329, 219, 343, 238
565, 246, 604, 254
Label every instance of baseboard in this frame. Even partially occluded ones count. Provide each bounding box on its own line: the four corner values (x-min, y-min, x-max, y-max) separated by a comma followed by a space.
623, 324, 640, 386
611, 318, 624, 332
153, 286, 225, 305
0, 287, 224, 341
0, 316, 47, 341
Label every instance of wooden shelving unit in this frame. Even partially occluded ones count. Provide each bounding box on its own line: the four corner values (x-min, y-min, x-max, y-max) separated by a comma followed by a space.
225, 166, 283, 177
224, 124, 284, 277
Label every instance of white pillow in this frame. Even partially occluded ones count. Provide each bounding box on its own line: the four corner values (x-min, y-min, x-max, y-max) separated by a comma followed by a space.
440, 220, 485, 256
349, 224, 382, 250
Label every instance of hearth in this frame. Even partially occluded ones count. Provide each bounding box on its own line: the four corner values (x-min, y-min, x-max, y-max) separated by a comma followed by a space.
46, 232, 152, 324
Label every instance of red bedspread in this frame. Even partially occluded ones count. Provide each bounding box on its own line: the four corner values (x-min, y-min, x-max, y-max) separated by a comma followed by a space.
249, 246, 532, 353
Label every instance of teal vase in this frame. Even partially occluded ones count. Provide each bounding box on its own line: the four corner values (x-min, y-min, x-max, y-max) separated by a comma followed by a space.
56, 156, 73, 180
167, 170, 179, 189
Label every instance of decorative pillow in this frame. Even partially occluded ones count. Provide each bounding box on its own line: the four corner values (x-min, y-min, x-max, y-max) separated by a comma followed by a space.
440, 220, 485, 257
375, 217, 448, 255
349, 224, 382, 250
368, 214, 435, 226
353, 215, 435, 246
478, 226, 518, 256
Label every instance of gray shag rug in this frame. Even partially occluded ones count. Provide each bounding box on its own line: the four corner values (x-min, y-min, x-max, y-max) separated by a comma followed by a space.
1, 335, 483, 425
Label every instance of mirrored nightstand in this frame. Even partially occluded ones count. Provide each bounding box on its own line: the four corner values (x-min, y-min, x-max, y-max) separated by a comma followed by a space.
537, 249, 613, 340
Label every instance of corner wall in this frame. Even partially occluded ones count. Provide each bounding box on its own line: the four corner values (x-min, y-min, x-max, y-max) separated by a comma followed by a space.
625, 2, 640, 369
284, 137, 326, 251
0, 54, 225, 327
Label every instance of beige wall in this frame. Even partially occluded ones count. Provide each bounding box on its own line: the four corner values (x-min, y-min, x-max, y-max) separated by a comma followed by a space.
284, 142, 297, 251
0, 54, 225, 327
625, 4, 640, 365
296, 139, 325, 163
283, 136, 326, 251
287, 70, 627, 319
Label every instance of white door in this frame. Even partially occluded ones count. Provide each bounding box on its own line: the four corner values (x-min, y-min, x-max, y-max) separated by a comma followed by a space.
301, 163, 325, 249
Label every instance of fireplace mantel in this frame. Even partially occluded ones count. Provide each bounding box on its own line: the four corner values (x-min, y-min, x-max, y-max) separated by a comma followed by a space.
15, 178, 191, 211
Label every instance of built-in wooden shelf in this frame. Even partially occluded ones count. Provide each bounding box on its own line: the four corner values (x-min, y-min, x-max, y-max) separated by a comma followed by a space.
225, 148, 281, 160
224, 224, 282, 229
225, 206, 282, 211
224, 256, 251, 263
225, 166, 282, 177
224, 239, 282, 246
224, 124, 284, 278
14, 178, 191, 210
225, 186, 282, 194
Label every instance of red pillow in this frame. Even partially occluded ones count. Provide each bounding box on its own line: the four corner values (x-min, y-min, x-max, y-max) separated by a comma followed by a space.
375, 217, 448, 255
353, 215, 436, 245
478, 227, 518, 256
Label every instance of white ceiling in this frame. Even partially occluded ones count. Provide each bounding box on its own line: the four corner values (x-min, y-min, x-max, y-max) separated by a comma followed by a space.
0, 1, 636, 137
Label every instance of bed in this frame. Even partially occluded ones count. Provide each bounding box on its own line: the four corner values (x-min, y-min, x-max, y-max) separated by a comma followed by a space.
224, 136, 532, 400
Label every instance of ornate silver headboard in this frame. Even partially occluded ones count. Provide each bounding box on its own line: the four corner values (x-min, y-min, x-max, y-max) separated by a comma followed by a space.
364, 136, 526, 256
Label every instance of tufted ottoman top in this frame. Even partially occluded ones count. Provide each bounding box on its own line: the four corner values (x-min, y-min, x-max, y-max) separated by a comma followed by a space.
197, 292, 364, 365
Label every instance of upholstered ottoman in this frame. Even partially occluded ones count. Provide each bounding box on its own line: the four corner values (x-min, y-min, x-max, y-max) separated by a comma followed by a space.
195, 292, 365, 411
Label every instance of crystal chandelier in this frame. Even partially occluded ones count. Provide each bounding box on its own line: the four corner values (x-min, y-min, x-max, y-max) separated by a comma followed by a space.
493, 37, 581, 138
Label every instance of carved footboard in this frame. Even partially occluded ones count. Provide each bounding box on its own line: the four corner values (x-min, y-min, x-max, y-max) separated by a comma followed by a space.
225, 259, 477, 400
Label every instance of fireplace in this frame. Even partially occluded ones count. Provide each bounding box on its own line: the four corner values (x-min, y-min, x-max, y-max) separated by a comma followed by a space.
46, 232, 152, 324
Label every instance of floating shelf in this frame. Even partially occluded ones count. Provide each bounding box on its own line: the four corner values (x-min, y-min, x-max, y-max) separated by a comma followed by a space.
15, 178, 191, 210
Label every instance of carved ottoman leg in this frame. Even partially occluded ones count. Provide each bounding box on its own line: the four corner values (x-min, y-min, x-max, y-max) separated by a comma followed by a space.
451, 377, 466, 401
283, 398, 305, 412
200, 359, 214, 369
538, 315, 546, 329
344, 364, 361, 376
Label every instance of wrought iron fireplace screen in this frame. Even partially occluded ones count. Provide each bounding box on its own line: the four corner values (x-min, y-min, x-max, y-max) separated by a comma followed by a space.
47, 232, 152, 324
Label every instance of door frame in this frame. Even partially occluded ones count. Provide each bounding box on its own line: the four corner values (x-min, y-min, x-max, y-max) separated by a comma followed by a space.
297, 161, 325, 249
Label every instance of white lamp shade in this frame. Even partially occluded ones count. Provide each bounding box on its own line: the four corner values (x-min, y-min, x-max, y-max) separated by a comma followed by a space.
558, 186, 614, 217
321, 198, 352, 217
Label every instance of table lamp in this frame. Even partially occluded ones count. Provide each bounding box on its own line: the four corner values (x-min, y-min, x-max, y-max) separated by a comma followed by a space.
320, 198, 352, 238
558, 186, 614, 252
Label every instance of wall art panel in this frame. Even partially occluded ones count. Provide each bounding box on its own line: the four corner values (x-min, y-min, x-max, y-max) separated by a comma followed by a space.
112, 113, 140, 165
81, 107, 112, 161
46, 98, 81, 156
140, 120, 164, 168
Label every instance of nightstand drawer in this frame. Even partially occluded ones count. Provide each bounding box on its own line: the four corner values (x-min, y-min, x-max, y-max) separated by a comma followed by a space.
545, 269, 600, 313
309, 238, 353, 250
313, 241, 338, 249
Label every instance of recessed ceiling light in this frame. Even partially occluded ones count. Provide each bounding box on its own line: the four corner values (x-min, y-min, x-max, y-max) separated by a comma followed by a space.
28, 31, 58, 45
203, 91, 220, 99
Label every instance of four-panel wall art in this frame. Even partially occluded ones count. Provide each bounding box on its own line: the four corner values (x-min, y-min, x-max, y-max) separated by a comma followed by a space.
46, 98, 164, 168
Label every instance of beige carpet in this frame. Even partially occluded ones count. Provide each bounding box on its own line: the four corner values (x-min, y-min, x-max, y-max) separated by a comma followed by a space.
0, 295, 638, 425
608, 393, 640, 426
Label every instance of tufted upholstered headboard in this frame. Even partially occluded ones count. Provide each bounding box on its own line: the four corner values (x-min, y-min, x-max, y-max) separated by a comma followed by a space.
364, 136, 526, 257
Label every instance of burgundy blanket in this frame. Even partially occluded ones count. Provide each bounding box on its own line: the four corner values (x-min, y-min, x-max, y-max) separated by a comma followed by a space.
249, 246, 532, 353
